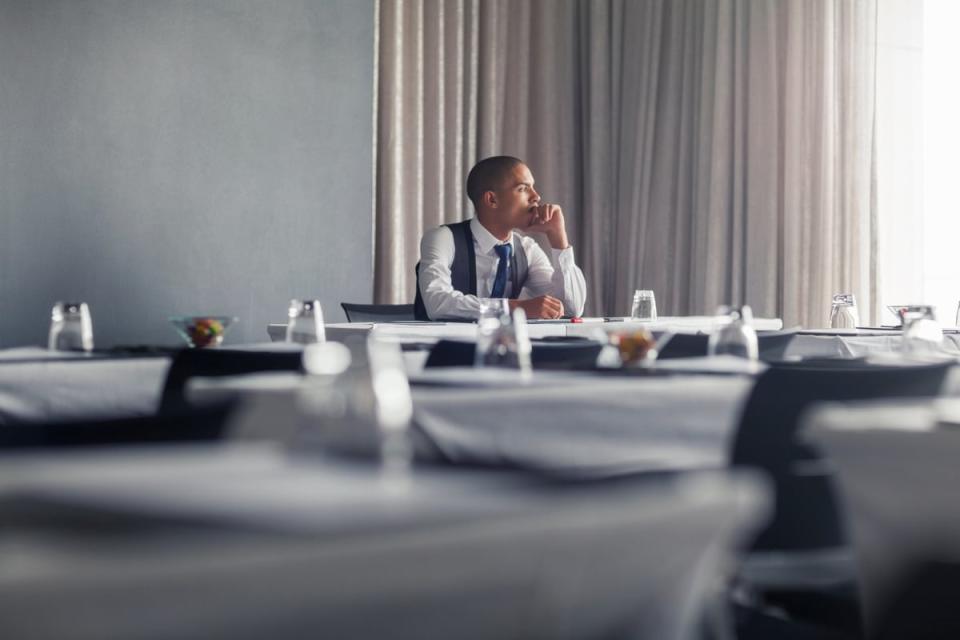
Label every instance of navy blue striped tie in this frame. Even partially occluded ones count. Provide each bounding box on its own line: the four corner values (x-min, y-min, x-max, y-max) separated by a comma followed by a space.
490, 243, 512, 298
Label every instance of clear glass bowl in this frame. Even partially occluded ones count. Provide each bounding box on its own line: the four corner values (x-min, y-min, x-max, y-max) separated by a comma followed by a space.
169, 316, 237, 348
887, 305, 911, 325
611, 328, 659, 366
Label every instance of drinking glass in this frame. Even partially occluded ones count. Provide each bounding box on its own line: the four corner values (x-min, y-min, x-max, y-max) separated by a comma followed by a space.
900, 305, 944, 353
297, 336, 415, 490
474, 300, 532, 373
631, 290, 658, 321
286, 299, 325, 344
367, 334, 415, 486
708, 305, 758, 360
829, 294, 860, 329
48, 302, 94, 352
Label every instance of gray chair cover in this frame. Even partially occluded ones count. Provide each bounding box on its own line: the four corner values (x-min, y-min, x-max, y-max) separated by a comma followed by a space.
807, 400, 960, 639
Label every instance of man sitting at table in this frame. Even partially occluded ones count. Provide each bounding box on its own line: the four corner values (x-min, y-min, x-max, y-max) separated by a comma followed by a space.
415, 156, 587, 320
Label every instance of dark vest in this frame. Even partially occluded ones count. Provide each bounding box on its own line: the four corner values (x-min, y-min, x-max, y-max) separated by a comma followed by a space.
414, 220, 528, 321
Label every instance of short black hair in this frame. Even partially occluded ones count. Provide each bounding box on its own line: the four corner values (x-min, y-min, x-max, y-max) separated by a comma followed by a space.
465, 156, 524, 209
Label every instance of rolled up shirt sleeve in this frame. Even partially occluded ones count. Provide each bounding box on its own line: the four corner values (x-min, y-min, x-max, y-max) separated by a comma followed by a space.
419, 226, 487, 320
519, 239, 587, 317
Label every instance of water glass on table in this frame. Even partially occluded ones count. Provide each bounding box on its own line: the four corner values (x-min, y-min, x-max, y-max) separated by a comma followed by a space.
631, 290, 658, 321
900, 305, 944, 353
829, 293, 860, 329
474, 300, 532, 374
367, 334, 415, 486
298, 337, 414, 490
708, 305, 758, 360
48, 301, 94, 352
286, 299, 326, 344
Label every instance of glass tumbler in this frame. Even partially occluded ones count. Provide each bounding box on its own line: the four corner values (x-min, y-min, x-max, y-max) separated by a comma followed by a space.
708, 305, 759, 360
367, 334, 415, 486
474, 300, 532, 373
286, 299, 326, 344
901, 305, 944, 353
48, 302, 94, 352
631, 290, 658, 321
474, 299, 509, 367
829, 294, 860, 329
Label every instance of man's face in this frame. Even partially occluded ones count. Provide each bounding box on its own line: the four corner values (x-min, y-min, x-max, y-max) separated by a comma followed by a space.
491, 163, 540, 228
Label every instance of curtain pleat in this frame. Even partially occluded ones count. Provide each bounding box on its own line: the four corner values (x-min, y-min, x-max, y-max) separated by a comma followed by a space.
375, 0, 878, 327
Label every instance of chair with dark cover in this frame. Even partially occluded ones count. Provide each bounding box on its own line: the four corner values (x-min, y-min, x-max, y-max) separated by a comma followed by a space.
424, 339, 603, 370
654, 333, 709, 360
807, 403, 960, 639
731, 358, 954, 633
159, 348, 304, 414
0, 402, 235, 450
340, 303, 416, 323
656, 330, 797, 362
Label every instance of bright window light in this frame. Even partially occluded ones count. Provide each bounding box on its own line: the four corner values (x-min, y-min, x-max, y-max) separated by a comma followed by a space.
921, 0, 960, 326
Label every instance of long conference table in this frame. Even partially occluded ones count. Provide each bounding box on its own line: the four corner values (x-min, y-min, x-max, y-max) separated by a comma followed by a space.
269, 315, 787, 343
274, 318, 960, 359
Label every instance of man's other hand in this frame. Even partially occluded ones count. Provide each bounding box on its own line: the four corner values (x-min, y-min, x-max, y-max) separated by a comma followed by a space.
523, 203, 570, 250
509, 295, 564, 320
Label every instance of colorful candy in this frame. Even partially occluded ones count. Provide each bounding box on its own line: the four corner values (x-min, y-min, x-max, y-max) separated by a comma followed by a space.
187, 317, 224, 348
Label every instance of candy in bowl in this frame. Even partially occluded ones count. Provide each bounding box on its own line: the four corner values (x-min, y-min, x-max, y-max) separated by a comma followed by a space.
169, 316, 237, 348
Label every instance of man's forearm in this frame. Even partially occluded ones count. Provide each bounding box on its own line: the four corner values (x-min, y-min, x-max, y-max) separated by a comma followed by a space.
545, 228, 569, 250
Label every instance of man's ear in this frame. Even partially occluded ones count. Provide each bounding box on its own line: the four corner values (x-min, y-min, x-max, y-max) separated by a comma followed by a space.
482, 190, 497, 208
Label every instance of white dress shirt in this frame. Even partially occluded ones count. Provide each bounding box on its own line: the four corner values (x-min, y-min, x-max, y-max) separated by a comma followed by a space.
418, 217, 587, 320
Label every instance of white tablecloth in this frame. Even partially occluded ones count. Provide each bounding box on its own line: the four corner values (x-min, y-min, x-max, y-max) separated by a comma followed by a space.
565, 316, 784, 337
786, 332, 960, 359
0, 350, 171, 425
268, 316, 785, 345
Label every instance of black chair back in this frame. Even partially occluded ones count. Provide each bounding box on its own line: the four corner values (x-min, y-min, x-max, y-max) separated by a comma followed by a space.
809, 415, 960, 638
653, 333, 708, 359
159, 349, 304, 414
656, 330, 797, 362
424, 339, 603, 371
423, 340, 475, 368
340, 303, 416, 323
731, 359, 953, 551
0, 403, 235, 450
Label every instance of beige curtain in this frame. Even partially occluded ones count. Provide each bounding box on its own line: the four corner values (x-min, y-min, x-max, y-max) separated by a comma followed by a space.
375, 0, 877, 327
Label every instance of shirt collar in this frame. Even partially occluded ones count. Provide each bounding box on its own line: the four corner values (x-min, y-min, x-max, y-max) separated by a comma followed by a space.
470, 217, 514, 255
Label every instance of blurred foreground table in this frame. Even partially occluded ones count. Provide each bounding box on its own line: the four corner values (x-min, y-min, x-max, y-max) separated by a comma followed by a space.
0, 444, 768, 640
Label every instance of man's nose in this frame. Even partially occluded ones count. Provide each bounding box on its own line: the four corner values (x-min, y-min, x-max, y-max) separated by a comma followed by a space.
530, 188, 540, 203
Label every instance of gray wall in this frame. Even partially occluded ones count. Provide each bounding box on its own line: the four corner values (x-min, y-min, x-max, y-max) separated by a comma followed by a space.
0, 0, 374, 347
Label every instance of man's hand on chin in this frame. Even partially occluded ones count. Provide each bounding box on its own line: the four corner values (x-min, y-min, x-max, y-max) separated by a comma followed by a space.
509, 295, 564, 320
523, 203, 570, 250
